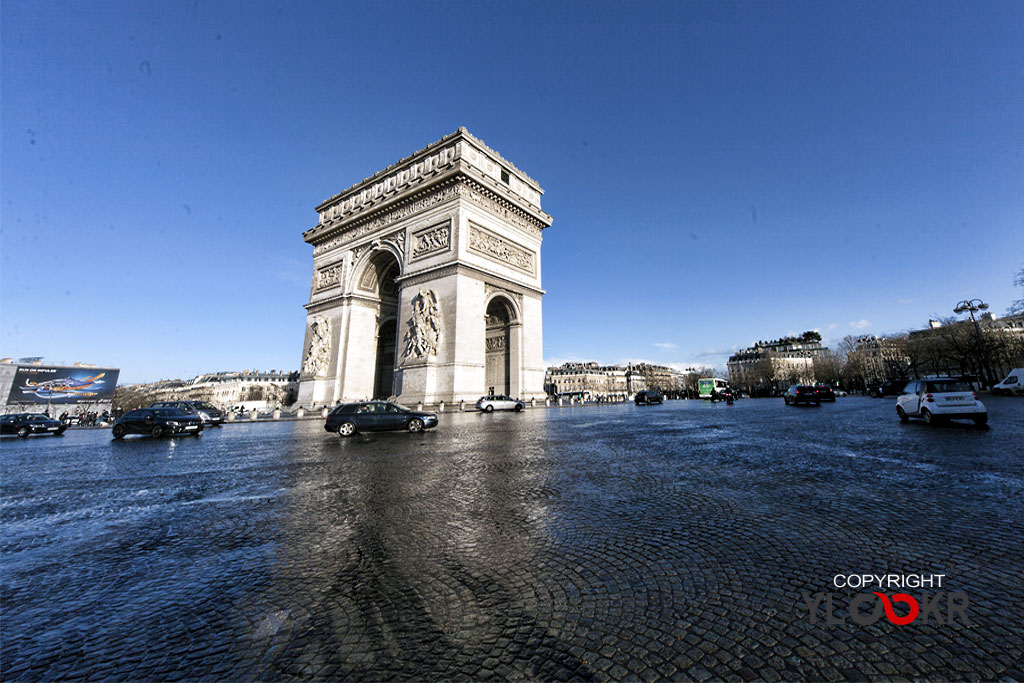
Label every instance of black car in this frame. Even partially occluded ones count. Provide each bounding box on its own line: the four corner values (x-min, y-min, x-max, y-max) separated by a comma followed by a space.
112, 408, 204, 439
867, 380, 908, 398
814, 384, 836, 402
326, 401, 438, 437
150, 400, 225, 426
784, 385, 821, 406
1, 413, 66, 438
634, 390, 664, 405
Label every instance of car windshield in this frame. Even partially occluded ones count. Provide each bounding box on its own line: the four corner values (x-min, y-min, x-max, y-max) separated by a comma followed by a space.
152, 408, 182, 416
192, 402, 217, 410
926, 380, 972, 393
389, 402, 413, 412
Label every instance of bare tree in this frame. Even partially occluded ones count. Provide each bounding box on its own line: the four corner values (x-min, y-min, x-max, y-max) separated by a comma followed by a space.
1008, 266, 1024, 316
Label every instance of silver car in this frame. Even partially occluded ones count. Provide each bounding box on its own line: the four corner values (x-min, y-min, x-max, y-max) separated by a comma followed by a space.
475, 395, 524, 412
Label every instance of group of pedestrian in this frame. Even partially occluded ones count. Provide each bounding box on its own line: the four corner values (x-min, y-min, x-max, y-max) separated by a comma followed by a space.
57, 410, 111, 426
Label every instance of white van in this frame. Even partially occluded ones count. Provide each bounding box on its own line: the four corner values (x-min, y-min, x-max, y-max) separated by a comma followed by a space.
992, 368, 1024, 396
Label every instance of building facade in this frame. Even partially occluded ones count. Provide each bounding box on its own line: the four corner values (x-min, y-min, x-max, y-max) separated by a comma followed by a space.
728, 335, 830, 391
297, 128, 552, 406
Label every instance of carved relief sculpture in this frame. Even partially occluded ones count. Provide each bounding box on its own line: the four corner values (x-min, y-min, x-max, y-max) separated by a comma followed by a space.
403, 290, 441, 360
468, 224, 535, 274
302, 315, 332, 377
315, 264, 342, 291
411, 222, 451, 258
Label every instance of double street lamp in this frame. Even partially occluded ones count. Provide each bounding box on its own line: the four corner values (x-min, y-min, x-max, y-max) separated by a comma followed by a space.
953, 298, 992, 388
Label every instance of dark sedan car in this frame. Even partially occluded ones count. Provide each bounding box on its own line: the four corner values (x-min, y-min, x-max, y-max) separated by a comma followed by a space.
814, 384, 836, 402
867, 380, 908, 398
1, 413, 66, 438
112, 408, 204, 439
784, 385, 821, 406
326, 401, 438, 437
151, 400, 224, 426
634, 390, 664, 405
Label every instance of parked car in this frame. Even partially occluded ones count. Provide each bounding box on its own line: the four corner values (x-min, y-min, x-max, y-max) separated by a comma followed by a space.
867, 380, 908, 398
784, 385, 821, 406
1, 413, 66, 438
814, 384, 836, 402
476, 395, 525, 412
150, 400, 225, 426
896, 378, 987, 426
112, 408, 204, 439
992, 368, 1024, 396
634, 390, 664, 405
326, 401, 438, 437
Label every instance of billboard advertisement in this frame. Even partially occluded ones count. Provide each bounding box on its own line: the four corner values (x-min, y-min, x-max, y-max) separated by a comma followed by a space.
7, 366, 119, 405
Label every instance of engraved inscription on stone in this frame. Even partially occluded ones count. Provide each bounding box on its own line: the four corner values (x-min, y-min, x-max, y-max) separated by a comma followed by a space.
411, 221, 451, 259
468, 223, 535, 274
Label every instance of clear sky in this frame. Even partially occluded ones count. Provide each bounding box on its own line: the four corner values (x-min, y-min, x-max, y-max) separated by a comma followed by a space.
3, 0, 1022, 383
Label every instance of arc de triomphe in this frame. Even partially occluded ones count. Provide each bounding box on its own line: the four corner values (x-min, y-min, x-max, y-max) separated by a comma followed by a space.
297, 128, 552, 407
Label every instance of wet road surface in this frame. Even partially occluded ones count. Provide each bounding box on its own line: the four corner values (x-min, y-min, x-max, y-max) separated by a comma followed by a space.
2, 396, 1022, 680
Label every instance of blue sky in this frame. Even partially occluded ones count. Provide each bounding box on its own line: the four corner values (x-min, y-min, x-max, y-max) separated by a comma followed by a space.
3, 0, 1022, 383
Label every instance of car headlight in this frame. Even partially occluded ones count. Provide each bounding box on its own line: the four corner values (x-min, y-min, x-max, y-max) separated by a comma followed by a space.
167, 421, 179, 427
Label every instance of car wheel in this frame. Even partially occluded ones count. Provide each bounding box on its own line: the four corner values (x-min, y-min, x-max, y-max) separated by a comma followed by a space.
869, 390, 879, 398
55, 428, 66, 436
485, 405, 494, 413
407, 418, 424, 433
112, 425, 126, 439
896, 406, 909, 423
17, 426, 29, 438
338, 421, 356, 437
815, 400, 821, 406
973, 414, 988, 426
151, 425, 164, 438
922, 409, 935, 426
514, 404, 523, 412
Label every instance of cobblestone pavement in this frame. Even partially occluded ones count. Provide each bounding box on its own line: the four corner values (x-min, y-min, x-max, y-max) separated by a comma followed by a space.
2, 396, 1022, 680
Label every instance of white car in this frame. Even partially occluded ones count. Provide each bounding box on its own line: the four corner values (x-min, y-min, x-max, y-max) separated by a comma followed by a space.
896, 378, 987, 426
475, 395, 524, 412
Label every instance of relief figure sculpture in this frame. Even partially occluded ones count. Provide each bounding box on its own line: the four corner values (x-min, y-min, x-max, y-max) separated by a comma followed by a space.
403, 290, 441, 360
302, 315, 332, 377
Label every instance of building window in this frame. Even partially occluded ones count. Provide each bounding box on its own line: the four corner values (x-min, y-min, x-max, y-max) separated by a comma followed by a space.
500, 169, 510, 184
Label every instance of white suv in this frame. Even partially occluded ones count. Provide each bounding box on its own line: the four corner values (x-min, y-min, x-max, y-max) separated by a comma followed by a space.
896, 378, 987, 426
475, 395, 525, 412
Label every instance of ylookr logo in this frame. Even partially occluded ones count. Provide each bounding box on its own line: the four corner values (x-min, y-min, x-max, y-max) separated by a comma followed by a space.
801, 574, 970, 627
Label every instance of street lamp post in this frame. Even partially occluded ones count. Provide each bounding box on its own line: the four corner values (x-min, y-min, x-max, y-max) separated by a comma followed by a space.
953, 298, 992, 389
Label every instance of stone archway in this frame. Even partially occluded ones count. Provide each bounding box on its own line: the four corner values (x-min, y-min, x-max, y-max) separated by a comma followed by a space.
373, 318, 397, 399
485, 296, 517, 397
360, 253, 400, 400
298, 128, 552, 407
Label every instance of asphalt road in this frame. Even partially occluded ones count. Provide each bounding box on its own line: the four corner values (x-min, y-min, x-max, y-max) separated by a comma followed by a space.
2, 396, 1022, 680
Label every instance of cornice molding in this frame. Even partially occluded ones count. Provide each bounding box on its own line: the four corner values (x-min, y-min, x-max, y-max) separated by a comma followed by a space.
307, 177, 551, 258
